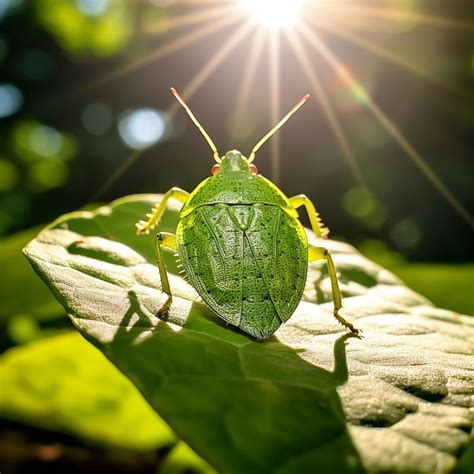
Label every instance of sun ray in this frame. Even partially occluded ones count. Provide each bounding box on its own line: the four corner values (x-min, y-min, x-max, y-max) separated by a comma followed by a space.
54, 12, 243, 105
309, 18, 470, 98
231, 28, 266, 140
167, 19, 255, 116
269, 30, 281, 184
142, 4, 237, 35
90, 19, 254, 201
323, 4, 474, 31
298, 22, 474, 229
248, 93, 309, 164
285, 27, 366, 186
89, 150, 141, 202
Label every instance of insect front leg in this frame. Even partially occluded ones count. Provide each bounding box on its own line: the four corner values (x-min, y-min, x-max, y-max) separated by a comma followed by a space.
289, 194, 329, 238
308, 246, 362, 337
155, 232, 177, 316
136, 187, 189, 235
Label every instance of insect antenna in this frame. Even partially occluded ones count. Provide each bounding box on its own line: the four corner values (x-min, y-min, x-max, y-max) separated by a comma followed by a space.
170, 87, 221, 163
247, 94, 310, 164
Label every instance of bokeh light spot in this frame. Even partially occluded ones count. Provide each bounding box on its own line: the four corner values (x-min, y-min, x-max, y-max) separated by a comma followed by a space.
27, 160, 69, 192
29, 125, 63, 158
7, 314, 40, 345
118, 108, 167, 150
240, 0, 305, 29
76, 0, 109, 17
0, 83, 23, 118
81, 102, 113, 135
0, 0, 17, 20
37, 0, 131, 57
342, 186, 387, 229
390, 218, 422, 250
352, 84, 369, 105
12, 120, 78, 163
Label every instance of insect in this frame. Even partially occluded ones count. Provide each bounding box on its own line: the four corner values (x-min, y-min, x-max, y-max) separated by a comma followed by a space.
136, 87, 360, 339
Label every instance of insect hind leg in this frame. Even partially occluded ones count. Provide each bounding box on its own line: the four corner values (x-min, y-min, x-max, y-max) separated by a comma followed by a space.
309, 246, 362, 337
155, 232, 177, 316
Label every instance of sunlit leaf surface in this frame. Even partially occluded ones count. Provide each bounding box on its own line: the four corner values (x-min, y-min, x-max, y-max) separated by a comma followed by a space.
24, 195, 473, 473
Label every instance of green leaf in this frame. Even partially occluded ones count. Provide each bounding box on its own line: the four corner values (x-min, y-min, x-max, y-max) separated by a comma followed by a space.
0, 226, 64, 323
0, 332, 175, 451
0, 201, 104, 327
24, 194, 473, 473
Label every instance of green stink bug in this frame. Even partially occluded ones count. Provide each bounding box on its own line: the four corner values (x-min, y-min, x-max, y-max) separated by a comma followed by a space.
136, 87, 360, 339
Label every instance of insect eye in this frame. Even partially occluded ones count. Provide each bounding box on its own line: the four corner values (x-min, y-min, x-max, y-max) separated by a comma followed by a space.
249, 164, 259, 175
211, 164, 221, 175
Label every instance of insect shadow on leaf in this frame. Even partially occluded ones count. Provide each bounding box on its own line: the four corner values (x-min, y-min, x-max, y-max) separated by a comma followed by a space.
107, 291, 364, 473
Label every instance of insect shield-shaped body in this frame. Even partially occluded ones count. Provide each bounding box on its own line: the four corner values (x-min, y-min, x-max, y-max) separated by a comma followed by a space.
177, 150, 308, 338
136, 88, 361, 339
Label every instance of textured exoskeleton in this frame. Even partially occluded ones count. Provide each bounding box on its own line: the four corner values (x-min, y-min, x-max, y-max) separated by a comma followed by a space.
136, 89, 360, 339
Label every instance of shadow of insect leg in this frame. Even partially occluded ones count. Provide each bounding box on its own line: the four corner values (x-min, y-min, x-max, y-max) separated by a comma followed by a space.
155, 232, 178, 316
309, 245, 362, 337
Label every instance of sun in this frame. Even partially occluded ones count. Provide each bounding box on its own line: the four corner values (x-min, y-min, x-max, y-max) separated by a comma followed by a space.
240, 0, 306, 30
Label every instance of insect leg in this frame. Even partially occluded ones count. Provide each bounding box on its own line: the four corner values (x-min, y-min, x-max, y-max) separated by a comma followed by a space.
155, 232, 177, 316
136, 187, 189, 235
308, 246, 362, 337
289, 194, 329, 238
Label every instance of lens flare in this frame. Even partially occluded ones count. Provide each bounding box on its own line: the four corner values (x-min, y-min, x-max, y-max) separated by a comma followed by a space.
240, 0, 305, 29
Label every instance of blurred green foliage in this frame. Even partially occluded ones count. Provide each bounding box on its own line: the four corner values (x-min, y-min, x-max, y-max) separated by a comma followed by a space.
360, 240, 474, 315
11, 119, 77, 190
0, 119, 78, 235
35, 0, 133, 57
0, 332, 175, 450
161, 442, 216, 474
